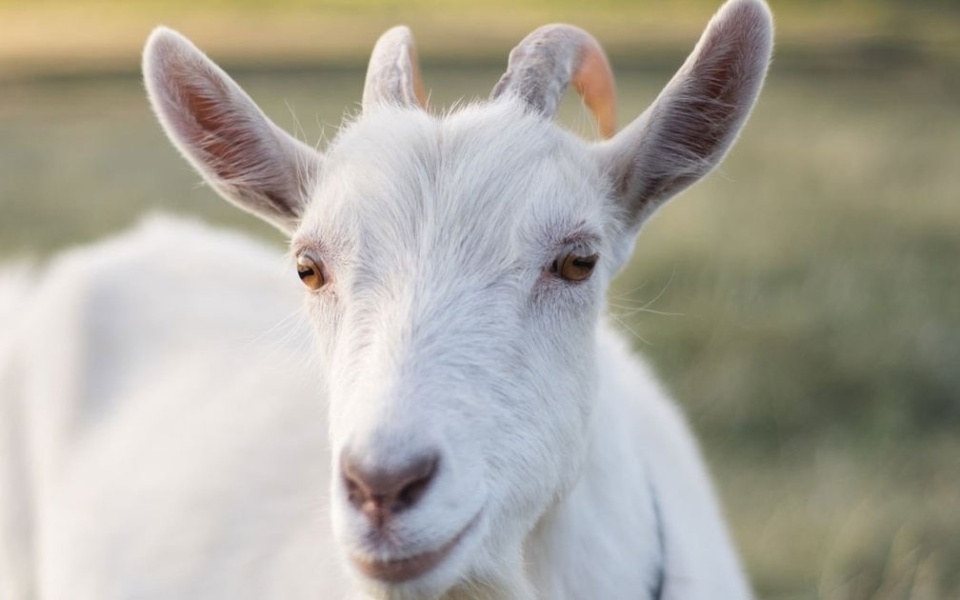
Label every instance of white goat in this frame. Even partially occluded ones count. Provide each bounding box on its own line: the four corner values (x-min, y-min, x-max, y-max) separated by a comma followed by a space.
0, 1, 773, 598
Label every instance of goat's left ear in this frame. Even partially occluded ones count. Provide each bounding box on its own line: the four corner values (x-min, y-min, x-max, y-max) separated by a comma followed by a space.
143, 27, 322, 234
593, 0, 772, 236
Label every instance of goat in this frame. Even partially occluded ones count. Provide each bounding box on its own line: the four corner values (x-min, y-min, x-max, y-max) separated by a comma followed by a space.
0, 0, 773, 598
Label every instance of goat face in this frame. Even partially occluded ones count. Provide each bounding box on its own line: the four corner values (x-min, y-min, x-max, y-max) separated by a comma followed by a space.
143, 0, 772, 596
293, 102, 611, 596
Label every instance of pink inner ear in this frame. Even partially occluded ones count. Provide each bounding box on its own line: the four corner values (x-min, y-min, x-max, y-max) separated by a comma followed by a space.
678, 27, 759, 161
144, 27, 322, 231
598, 0, 772, 224
653, 0, 771, 175
173, 71, 258, 185
172, 68, 296, 214
678, 52, 744, 161
167, 66, 302, 218
184, 85, 233, 172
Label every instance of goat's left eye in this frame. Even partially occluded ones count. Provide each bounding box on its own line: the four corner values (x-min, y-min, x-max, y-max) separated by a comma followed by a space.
551, 251, 599, 282
296, 255, 326, 291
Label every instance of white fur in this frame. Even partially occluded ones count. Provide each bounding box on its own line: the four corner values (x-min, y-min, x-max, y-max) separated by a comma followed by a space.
0, 265, 36, 600
0, 1, 773, 598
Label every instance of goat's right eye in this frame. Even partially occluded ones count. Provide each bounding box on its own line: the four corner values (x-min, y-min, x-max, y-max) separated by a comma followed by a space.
296, 255, 326, 291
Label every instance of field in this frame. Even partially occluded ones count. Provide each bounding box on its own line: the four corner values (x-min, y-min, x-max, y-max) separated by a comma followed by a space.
1, 1, 959, 598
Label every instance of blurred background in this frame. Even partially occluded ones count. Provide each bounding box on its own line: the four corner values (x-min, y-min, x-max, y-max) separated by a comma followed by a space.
1, 0, 958, 597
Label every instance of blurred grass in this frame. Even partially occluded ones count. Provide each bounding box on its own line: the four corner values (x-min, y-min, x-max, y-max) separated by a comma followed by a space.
1, 0, 959, 598
608, 64, 960, 597
1, 0, 958, 79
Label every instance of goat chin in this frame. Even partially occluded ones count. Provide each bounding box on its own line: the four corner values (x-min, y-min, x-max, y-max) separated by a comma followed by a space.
1, 1, 773, 598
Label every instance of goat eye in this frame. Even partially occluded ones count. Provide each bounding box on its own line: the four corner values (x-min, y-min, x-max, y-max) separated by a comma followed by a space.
553, 251, 599, 282
296, 255, 326, 291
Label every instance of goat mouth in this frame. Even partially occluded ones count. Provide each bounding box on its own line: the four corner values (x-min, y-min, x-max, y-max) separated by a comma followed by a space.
351, 514, 480, 584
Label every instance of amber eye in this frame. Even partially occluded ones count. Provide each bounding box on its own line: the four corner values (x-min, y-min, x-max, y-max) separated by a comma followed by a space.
552, 251, 599, 282
296, 255, 326, 291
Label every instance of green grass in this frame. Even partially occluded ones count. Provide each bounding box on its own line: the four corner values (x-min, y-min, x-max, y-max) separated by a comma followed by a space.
1, 48, 958, 599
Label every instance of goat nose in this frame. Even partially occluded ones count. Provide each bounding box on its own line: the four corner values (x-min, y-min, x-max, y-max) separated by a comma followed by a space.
340, 451, 439, 527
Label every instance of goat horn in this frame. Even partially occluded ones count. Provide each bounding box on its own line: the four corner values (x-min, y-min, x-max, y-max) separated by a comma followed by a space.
491, 25, 617, 139
363, 26, 427, 112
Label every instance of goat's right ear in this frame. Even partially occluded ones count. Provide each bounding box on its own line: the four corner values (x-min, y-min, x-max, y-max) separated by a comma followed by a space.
593, 0, 772, 240
143, 27, 321, 234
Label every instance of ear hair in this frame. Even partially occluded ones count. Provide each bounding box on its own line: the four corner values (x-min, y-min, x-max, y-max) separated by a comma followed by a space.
594, 0, 773, 228
143, 27, 322, 234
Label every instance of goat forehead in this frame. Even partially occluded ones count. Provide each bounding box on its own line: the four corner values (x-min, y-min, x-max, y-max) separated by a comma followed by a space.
299, 101, 607, 267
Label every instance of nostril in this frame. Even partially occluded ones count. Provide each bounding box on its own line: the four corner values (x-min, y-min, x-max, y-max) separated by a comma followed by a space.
340, 451, 440, 523
394, 458, 437, 511
343, 473, 364, 509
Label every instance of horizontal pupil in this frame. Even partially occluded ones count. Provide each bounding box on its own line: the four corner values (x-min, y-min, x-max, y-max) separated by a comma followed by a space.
298, 268, 314, 279
571, 257, 595, 268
